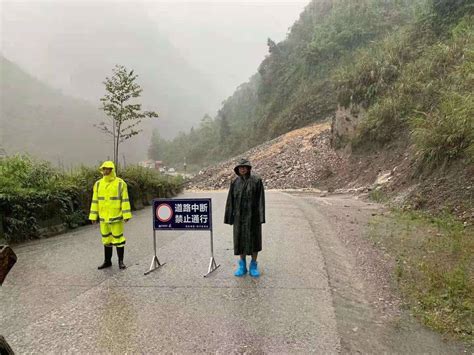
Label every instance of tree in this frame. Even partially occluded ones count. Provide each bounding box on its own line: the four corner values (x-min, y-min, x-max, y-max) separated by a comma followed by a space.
219, 112, 231, 144
267, 38, 278, 54
148, 129, 162, 160
96, 65, 159, 168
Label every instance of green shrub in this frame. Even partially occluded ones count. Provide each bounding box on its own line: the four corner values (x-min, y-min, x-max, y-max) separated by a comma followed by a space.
336, 11, 473, 165
0, 155, 61, 193
411, 92, 473, 165
334, 23, 430, 109
431, 0, 473, 25
0, 156, 183, 243
355, 95, 406, 146
410, 17, 473, 165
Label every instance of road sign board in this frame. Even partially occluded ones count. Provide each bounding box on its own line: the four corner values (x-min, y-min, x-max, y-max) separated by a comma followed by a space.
153, 198, 212, 230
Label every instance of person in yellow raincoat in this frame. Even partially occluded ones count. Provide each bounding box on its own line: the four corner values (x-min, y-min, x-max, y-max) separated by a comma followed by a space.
89, 161, 132, 269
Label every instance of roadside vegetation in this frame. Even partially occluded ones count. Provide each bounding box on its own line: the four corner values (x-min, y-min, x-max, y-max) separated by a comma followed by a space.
336, 3, 473, 168
368, 209, 473, 342
0, 155, 183, 243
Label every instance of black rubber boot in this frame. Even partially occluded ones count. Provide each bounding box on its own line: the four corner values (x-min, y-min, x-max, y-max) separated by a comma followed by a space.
117, 247, 126, 269
98, 246, 113, 269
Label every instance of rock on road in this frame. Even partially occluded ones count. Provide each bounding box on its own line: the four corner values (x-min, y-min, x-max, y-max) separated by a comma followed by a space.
0, 191, 462, 353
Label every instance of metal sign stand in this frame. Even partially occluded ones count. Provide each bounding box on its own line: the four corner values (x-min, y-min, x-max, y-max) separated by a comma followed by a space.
203, 229, 220, 277
146, 198, 219, 277
144, 229, 165, 275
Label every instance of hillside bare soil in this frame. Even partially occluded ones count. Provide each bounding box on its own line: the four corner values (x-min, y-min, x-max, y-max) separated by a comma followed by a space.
188, 122, 473, 223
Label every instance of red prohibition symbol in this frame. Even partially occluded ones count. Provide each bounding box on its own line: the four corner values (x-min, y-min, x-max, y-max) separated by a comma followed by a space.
156, 203, 173, 222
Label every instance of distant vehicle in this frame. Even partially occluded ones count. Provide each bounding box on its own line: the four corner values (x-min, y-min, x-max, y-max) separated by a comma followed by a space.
168, 168, 175, 173
138, 160, 163, 170
159, 168, 166, 173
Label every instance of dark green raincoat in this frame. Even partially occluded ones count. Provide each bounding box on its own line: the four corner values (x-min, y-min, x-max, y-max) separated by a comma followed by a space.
224, 159, 265, 255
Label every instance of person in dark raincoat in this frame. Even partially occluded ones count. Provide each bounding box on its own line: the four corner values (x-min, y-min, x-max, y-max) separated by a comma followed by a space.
224, 159, 265, 277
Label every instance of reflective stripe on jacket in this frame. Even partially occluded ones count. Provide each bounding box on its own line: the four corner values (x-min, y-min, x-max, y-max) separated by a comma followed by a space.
89, 177, 133, 222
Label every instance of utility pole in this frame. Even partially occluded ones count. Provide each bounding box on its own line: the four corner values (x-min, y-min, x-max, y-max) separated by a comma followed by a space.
183, 157, 187, 177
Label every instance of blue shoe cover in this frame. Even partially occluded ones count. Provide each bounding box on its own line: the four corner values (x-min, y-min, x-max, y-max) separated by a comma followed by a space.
234, 259, 247, 277
249, 260, 260, 277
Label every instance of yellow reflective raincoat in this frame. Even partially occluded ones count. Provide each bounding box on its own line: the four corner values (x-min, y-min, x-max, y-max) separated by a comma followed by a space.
89, 161, 132, 246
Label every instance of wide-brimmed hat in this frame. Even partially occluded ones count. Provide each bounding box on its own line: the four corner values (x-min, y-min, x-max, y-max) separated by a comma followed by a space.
234, 158, 252, 175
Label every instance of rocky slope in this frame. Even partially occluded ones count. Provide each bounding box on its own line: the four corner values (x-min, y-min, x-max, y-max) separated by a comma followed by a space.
188, 122, 345, 190
187, 121, 473, 223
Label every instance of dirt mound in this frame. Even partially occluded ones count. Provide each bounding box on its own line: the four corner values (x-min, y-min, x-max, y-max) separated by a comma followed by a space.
187, 122, 348, 190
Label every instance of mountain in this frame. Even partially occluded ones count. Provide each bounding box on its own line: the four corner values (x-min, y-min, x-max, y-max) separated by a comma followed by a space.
151, 0, 472, 171
0, 56, 144, 165
1, 1, 219, 138
150, 0, 418, 166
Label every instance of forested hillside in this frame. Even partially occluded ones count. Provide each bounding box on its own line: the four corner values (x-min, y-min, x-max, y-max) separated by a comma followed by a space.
150, 0, 472, 171
0, 56, 106, 164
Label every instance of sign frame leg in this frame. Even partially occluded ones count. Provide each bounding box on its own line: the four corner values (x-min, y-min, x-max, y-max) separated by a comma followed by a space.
203, 229, 220, 277
144, 230, 165, 275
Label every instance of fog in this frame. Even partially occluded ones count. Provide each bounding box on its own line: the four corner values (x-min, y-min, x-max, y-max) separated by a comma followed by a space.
148, 1, 308, 99
0, 0, 307, 163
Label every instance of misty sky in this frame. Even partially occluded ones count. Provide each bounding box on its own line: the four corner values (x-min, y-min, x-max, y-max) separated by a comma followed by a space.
149, 1, 308, 99
1, 0, 308, 110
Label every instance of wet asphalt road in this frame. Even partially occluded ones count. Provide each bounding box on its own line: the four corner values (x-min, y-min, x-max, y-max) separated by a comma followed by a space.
1, 191, 340, 353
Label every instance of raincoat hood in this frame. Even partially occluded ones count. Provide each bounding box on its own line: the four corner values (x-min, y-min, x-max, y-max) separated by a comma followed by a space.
100, 161, 116, 182
234, 158, 252, 176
